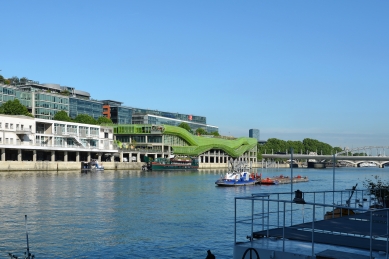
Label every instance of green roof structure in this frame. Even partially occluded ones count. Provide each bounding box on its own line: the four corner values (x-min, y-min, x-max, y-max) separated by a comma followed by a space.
114, 124, 257, 158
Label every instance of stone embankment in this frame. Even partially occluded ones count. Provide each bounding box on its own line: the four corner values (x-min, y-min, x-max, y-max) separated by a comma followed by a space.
0, 161, 145, 172
0, 161, 286, 172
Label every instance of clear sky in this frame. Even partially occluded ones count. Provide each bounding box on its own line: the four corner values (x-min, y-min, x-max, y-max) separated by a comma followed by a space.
1, 1, 388, 149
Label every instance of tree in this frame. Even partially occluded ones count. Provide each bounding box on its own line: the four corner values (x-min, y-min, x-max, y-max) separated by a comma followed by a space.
19, 77, 28, 85
210, 131, 220, 137
10, 76, 19, 85
257, 137, 342, 160
53, 110, 72, 122
0, 75, 4, 84
74, 114, 97, 125
97, 116, 113, 125
0, 99, 33, 117
195, 128, 207, 135
178, 122, 192, 132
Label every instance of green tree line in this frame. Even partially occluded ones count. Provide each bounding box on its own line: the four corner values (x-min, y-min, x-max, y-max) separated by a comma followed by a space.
258, 138, 344, 159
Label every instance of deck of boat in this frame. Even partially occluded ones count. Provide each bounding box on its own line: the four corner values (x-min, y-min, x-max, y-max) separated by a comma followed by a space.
260, 176, 309, 185
253, 209, 389, 251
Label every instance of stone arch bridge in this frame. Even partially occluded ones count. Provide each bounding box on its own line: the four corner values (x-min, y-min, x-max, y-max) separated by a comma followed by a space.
262, 146, 389, 168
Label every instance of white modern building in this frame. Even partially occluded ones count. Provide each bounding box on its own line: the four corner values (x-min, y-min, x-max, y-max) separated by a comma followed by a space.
0, 114, 117, 162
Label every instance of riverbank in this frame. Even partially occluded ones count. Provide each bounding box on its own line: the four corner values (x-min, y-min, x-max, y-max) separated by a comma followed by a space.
0, 161, 145, 171
0, 161, 290, 172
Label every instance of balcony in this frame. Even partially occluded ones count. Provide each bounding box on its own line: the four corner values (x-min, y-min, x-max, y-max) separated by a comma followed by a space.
15, 129, 32, 135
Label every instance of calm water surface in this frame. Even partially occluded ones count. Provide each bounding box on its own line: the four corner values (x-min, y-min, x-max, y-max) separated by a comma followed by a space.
0, 167, 388, 258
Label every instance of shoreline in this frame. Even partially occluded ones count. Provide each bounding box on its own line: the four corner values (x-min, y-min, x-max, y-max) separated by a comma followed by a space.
0, 161, 290, 172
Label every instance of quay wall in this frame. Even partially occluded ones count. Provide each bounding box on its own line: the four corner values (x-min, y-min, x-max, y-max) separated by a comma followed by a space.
0, 161, 290, 172
0, 161, 145, 172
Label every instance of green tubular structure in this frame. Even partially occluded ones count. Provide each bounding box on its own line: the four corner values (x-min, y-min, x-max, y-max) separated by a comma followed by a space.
114, 124, 257, 158
160, 125, 257, 158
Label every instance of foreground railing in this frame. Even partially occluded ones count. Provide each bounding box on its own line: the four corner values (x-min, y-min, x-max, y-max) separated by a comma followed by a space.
234, 189, 389, 259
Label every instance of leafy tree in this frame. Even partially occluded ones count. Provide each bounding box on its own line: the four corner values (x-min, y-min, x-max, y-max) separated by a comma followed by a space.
97, 116, 113, 125
0, 99, 33, 117
53, 110, 72, 122
74, 114, 97, 125
258, 137, 342, 159
210, 131, 220, 137
178, 122, 192, 132
302, 138, 333, 155
195, 128, 207, 135
333, 147, 343, 154
4, 79, 10, 85
10, 76, 19, 85
20, 77, 28, 85
0, 75, 4, 84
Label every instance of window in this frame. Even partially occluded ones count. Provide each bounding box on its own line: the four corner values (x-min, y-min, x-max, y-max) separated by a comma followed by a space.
5, 138, 8, 144
16, 124, 19, 130
10, 123, 13, 129
104, 132, 109, 138
0, 122, 2, 128
5, 123, 9, 129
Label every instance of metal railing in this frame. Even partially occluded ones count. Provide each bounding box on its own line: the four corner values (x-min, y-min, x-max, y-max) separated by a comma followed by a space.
234, 189, 388, 259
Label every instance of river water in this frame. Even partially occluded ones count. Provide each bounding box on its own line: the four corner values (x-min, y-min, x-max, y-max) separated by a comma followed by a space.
0, 166, 388, 259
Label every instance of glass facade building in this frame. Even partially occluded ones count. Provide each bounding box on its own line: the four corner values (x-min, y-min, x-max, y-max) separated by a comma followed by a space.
35, 92, 69, 120
0, 83, 215, 132
249, 129, 260, 141
110, 106, 133, 124
132, 114, 218, 133
132, 108, 206, 124
69, 97, 103, 120
0, 85, 32, 109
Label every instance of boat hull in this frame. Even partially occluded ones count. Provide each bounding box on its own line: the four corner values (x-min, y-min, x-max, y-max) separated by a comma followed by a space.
215, 179, 257, 187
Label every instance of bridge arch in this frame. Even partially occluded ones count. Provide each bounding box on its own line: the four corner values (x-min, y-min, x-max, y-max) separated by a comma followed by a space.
335, 146, 389, 168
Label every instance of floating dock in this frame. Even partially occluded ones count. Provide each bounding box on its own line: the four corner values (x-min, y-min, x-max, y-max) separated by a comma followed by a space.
260, 175, 309, 185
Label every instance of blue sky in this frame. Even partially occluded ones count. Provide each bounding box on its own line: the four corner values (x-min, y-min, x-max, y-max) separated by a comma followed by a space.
1, 1, 388, 149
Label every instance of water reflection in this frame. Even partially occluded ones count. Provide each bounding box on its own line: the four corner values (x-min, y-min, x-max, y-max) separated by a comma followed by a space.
0, 167, 387, 258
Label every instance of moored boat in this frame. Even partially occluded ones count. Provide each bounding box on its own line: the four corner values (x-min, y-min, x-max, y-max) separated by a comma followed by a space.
151, 156, 199, 170
215, 172, 259, 186
359, 162, 377, 167
81, 159, 104, 171
260, 177, 279, 185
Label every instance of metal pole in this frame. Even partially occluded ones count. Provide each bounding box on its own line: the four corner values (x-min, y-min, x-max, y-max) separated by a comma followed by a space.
291, 148, 294, 225
234, 198, 236, 244
251, 198, 254, 246
370, 211, 373, 259
333, 154, 336, 205
283, 202, 285, 252
312, 205, 315, 257
25, 215, 30, 259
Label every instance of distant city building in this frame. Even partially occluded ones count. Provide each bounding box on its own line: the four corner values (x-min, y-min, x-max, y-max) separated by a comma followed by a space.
249, 129, 260, 141
0, 81, 217, 132
132, 114, 218, 132
101, 100, 133, 124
